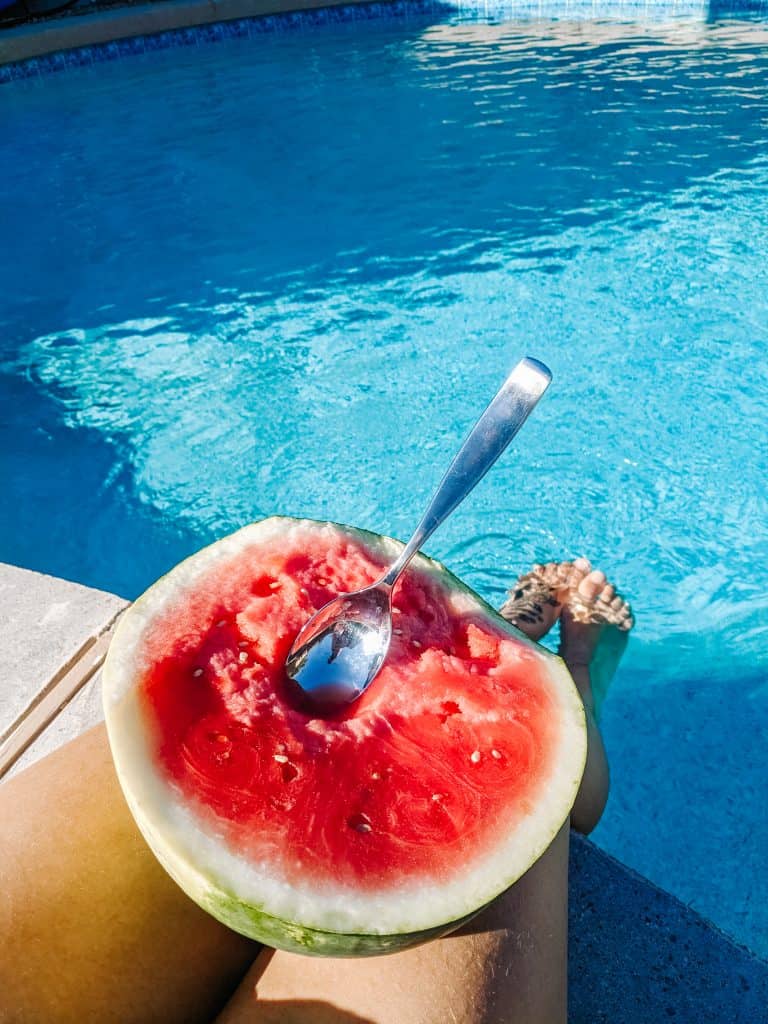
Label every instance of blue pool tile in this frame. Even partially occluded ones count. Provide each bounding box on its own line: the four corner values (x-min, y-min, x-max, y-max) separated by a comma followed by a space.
102, 40, 122, 60
0, 63, 21, 82
48, 52, 70, 72
324, 5, 350, 21
178, 27, 200, 46
285, 10, 306, 28
303, 7, 328, 24
70, 47, 93, 66
89, 44, 111, 63
143, 31, 170, 50
123, 35, 147, 54
195, 22, 219, 42
226, 19, 251, 36
249, 15, 278, 32
403, 0, 433, 16
356, 3, 387, 17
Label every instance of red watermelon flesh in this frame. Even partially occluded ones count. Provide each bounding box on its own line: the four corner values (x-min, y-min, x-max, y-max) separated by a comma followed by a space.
140, 526, 555, 891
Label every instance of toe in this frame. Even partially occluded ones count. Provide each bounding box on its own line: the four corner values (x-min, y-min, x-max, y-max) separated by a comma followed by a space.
572, 557, 591, 574
599, 583, 615, 604
552, 562, 572, 587
577, 569, 606, 603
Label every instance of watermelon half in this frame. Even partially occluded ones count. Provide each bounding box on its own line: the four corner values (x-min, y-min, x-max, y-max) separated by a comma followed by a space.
103, 517, 586, 956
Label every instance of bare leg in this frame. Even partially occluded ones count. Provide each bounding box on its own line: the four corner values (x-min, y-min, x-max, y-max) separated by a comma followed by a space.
501, 560, 633, 835
558, 568, 633, 835
215, 563, 633, 1024
215, 824, 570, 1024
0, 724, 258, 1023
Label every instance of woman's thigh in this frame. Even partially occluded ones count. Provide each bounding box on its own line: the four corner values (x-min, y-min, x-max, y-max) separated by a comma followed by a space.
216, 823, 570, 1024
0, 724, 257, 1024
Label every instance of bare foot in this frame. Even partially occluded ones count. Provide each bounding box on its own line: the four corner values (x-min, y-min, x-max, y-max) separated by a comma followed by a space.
499, 557, 591, 641
501, 559, 633, 833
559, 569, 634, 720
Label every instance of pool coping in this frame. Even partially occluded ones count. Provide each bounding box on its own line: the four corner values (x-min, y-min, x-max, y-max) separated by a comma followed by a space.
0, 0, 388, 65
1, 560, 767, 1021
3, 0, 767, 73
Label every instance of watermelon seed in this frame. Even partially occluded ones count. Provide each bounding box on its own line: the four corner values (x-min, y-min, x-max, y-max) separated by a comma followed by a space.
371, 771, 381, 780
317, 577, 328, 586
431, 793, 442, 802
412, 640, 422, 649
273, 754, 289, 764
238, 651, 248, 664
491, 749, 502, 760
347, 812, 373, 834
269, 581, 280, 590
470, 750, 481, 764
192, 668, 204, 678
215, 619, 227, 628
393, 629, 403, 636
238, 641, 248, 648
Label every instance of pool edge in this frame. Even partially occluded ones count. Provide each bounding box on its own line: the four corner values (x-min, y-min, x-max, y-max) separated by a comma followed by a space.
0, 0, 389, 67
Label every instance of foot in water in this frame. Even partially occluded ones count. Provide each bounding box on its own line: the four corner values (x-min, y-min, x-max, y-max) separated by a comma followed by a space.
501, 560, 633, 720
498, 557, 591, 641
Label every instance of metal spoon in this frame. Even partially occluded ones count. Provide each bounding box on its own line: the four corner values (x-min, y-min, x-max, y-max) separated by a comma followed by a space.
285, 357, 552, 711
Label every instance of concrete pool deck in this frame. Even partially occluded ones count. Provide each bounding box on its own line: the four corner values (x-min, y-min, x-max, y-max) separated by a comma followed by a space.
1, 561, 766, 1021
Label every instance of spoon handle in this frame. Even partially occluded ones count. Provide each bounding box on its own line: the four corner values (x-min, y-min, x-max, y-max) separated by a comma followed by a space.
381, 357, 552, 588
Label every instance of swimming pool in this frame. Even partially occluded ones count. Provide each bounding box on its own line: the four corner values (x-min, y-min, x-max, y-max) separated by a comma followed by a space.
2, 0, 767, 957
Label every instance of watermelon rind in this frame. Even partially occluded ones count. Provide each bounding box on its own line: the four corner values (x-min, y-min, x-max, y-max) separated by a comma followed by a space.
102, 517, 587, 957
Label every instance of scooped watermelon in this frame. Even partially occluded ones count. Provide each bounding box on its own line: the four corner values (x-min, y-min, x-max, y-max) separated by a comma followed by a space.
102, 517, 586, 956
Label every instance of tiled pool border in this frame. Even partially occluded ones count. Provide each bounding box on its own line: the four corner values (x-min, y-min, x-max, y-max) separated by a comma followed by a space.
2, 0, 768, 80
0, 0, 440, 78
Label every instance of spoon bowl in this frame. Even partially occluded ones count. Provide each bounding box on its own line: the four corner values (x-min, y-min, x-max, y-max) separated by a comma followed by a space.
285, 585, 392, 708
285, 356, 552, 711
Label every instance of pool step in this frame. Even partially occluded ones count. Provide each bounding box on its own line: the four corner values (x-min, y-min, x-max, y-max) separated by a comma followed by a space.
568, 833, 767, 1023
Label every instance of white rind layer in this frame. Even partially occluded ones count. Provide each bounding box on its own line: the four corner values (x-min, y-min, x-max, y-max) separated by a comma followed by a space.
103, 517, 587, 951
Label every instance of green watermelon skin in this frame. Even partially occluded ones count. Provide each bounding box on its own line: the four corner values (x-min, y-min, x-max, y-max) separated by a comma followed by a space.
103, 517, 586, 956
202, 888, 480, 957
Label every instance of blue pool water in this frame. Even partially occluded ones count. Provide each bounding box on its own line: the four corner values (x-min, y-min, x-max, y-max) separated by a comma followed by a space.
2, 1, 767, 956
